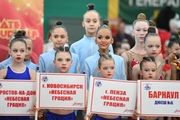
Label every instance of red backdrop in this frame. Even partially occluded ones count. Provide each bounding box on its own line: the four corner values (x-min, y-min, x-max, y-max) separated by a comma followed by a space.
0, 0, 43, 64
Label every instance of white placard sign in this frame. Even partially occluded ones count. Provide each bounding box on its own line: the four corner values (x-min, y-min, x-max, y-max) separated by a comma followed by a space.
137, 80, 180, 117
37, 73, 86, 109
0, 80, 36, 116
87, 77, 137, 116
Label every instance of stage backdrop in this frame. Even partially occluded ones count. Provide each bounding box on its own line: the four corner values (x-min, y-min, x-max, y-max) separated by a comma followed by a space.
0, 0, 43, 63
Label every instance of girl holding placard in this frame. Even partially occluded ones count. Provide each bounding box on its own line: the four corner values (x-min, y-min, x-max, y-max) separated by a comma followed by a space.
84, 21, 126, 119
37, 46, 76, 120
0, 30, 36, 120
86, 53, 121, 120
133, 56, 159, 120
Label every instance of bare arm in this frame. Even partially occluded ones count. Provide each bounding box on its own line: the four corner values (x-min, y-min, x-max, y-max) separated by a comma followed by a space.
157, 53, 164, 63
170, 63, 177, 80
121, 52, 128, 78
30, 70, 36, 80
132, 64, 140, 81
164, 69, 171, 80
0, 69, 7, 79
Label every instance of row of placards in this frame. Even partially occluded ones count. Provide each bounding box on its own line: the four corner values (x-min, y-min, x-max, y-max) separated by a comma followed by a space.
0, 73, 180, 117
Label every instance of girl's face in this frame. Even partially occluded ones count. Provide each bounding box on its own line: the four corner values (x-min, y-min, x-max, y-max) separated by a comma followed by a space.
98, 60, 115, 79
168, 43, 180, 53
139, 62, 157, 80
132, 21, 148, 43
145, 36, 161, 57
9, 41, 27, 63
24, 39, 33, 61
54, 52, 72, 73
50, 28, 68, 50
95, 28, 114, 52
83, 11, 100, 36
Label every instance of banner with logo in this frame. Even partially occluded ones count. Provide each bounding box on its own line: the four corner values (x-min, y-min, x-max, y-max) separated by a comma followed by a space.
0, 80, 36, 116
0, 0, 43, 63
137, 80, 180, 116
36, 73, 86, 110
86, 77, 137, 116
119, 0, 180, 24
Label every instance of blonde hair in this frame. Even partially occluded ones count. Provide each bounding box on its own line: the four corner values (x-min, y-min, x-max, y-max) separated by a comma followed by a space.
132, 13, 149, 29
98, 53, 114, 68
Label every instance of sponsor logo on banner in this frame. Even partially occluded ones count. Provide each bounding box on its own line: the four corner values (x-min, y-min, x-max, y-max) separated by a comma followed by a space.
95, 81, 102, 87
174, 109, 180, 113
123, 109, 134, 113
143, 83, 151, 91
72, 102, 83, 106
42, 76, 48, 83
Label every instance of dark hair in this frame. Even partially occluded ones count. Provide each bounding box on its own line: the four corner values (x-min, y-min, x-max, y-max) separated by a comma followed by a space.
149, 20, 156, 27
10, 30, 27, 49
121, 39, 129, 44
9, 30, 17, 43
140, 57, 156, 70
83, 3, 100, 20
132, 13, 149, 29
97, 19, 111, 34
87, 3, 94, 11
98, 53, 114, 68
144, 27, 160, 43
168, 35, 180, 48
54, 46, 72, 59
50, 21, 67, 34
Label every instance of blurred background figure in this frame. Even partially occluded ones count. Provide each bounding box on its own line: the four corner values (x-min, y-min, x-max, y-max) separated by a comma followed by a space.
115, 39, 130, 56
43, 39, 53, 53
156, 6, 180, 54
43, 24, 55, 53
163, 40, 170, 60
112, 21, 135, 53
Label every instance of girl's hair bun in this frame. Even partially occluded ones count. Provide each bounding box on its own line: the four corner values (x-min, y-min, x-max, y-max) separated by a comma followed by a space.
14, 30, 26, 38
148, 26, 156, 33
64, 46, 69, 52
103, 19, 109, 26
87, 4, 94, 10
142, 56, 155, 61
56, 21, 62, 26
149, 20, 156, 26
137, 13, 146, 19
169, 35, 177, 42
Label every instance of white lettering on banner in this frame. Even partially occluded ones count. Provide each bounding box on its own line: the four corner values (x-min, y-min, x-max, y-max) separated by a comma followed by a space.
129, 0, 179, 7
129, 0, 133, 6
136, 0, 143, 7
160, 0, 168, 6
